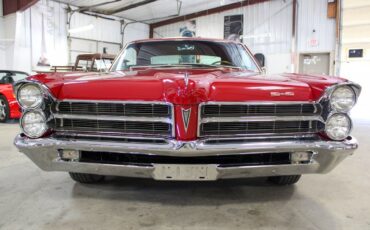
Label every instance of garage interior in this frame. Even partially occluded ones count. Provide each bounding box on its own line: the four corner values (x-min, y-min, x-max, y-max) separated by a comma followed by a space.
1, 0, 370, 229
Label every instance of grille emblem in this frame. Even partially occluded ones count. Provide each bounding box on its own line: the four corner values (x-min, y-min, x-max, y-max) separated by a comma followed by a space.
182, 108, 191, 132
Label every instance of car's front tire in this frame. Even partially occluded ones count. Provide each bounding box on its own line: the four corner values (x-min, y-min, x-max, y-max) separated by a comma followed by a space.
268, 175, 301, 185
0, 96, 10, 123
69, 172, 105, 183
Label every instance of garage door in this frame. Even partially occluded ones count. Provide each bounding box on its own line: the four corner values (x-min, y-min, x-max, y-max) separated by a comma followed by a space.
69, 37, 121, 66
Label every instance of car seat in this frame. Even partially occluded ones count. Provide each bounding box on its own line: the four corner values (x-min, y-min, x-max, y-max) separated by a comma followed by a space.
2, 73, 15, 84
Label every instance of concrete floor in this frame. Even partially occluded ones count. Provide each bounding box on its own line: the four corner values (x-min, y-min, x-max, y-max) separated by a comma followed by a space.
0, 121, 370, 230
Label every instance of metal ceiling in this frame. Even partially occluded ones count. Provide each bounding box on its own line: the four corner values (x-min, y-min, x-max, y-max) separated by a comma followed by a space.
52, 0, 243, 23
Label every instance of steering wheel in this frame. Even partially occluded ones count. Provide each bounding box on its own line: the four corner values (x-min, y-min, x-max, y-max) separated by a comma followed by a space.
211, 60, 233, 65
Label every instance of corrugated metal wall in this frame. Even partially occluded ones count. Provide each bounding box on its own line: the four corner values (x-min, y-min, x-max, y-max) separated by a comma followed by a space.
153, 0, 336, 74
154, 0, 294, 74
70, 13, 122, 44
0, 0, 150, 71
154, 0, 293, 55
70, 12, 149, 45
297, 0, 336, 53
69, 10, 149, 64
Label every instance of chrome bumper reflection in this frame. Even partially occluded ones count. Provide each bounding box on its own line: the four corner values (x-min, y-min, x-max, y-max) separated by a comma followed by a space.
14, 135, 358, 180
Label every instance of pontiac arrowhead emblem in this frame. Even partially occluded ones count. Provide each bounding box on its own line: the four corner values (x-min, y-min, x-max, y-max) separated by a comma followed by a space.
182, 108, 191, 132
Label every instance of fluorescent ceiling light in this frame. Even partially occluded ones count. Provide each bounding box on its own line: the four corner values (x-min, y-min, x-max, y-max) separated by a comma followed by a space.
68, 24, 94, 34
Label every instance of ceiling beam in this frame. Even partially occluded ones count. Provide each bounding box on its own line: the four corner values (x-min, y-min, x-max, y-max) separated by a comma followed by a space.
2, 0, 39, 16
108, 0, 157, 14
74, 0, 122, 12
150, 0, 269, 35
89, 0, 158, 15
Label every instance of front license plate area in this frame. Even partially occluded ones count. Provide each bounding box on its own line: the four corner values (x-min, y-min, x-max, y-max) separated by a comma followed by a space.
153, 164, 218, 181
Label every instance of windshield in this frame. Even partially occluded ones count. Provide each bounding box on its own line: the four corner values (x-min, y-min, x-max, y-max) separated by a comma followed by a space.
112, 40, 259, 72
0, 72, 28, 84
94, 59, 113, 70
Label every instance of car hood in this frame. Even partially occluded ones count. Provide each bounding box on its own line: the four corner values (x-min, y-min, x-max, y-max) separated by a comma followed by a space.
29, 68, 346, 104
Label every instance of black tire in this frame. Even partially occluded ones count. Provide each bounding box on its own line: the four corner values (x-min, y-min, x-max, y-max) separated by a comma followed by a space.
0, 95, 10, 123
69, 172, 105, 184
268, 175, 301, 185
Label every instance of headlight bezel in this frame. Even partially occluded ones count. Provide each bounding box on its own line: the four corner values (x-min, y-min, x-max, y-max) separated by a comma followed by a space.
16, 83, 45, 109
15, 80, 55, 139
329, 85, 357, 113
322, 83, 361, 113
324, 113, 352, 141
20, 110, 48, 139
319, 82, 360, 141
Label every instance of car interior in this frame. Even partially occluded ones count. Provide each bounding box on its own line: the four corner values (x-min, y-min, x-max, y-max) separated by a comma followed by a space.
0, 73, 15, 84
0, 72, 28, 84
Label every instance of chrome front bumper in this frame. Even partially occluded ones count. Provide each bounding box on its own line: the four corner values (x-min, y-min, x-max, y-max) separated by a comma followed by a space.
14, 135, 358, 180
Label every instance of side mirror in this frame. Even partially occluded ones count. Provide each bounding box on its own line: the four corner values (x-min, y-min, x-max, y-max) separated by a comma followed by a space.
261, 67, 267, 74
254, 53, 265, 68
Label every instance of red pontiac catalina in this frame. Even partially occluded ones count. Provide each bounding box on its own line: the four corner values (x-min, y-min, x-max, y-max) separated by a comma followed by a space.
14, 38, 361, 185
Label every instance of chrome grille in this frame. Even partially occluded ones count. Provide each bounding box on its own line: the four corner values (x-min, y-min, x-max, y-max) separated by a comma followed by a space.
199, 102, 324, 137
201, 103, 320, 117
57, 101, 171, 117
201, 121, 320, 136
53, 101, 174, 139
55, 119, 172, 136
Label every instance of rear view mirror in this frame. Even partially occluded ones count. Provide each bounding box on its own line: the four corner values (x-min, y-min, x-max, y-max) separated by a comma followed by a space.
254, 53, 265, 68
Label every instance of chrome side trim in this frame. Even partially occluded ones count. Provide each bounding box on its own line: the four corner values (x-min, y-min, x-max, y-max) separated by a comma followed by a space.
57, 99, 173, 106
54, 114, 172, 124
201, 133, 318, 139
200, 115, 324, 123
54, 131, 172, 140
200, 101, 317, 105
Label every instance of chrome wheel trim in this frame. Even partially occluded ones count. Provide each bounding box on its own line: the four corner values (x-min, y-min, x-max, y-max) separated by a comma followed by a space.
0, 99, 6, 120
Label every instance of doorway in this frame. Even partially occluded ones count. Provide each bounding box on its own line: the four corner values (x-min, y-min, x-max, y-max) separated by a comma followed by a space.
299, 53, 330, 75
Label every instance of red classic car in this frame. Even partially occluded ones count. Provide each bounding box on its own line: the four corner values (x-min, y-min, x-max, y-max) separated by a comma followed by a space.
14, 38, 361, 185
0, 70, 29, 122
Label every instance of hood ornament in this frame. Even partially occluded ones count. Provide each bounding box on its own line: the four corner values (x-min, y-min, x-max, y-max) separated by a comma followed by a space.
184, 72, 189, 88
181, 108, 191, 132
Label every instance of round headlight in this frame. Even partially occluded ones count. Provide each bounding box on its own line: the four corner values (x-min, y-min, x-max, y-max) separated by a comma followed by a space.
330, 86, 356, 112
21, 111, 48, 138
325, 113, 351, 141
17, 84, 43, 109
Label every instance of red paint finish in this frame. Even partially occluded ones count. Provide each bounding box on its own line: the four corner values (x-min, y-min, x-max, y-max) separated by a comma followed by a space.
0, 84, 21, 119
29, 69, 346, 141
31, 69, 344, 103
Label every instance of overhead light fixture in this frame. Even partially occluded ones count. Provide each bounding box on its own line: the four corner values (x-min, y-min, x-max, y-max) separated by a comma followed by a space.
68, 24, 94, 34
220, 0, 225, 5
